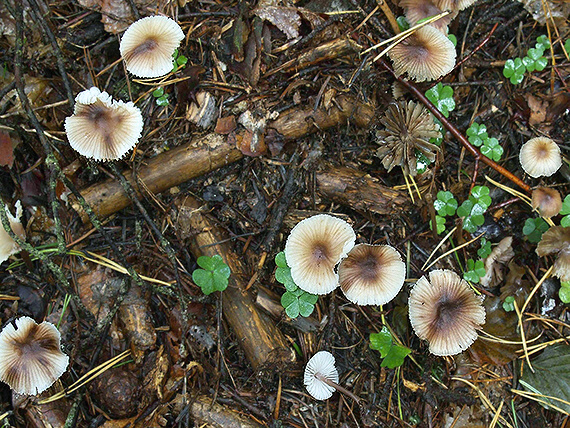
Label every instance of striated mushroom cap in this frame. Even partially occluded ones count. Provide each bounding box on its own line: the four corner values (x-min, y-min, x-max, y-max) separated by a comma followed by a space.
433, 0, 479, 11
536, 226, 570, 282
0, 201, 25, 264
285, 214, 356, 295
409, 269, 485, 356
119, 15, 184, 78
0, 317, 69, 395
376, 100, 441, 176
64, 87, 143, 161
304, 351, 339, 400
532, 187, 562, 218
399, 0, 455, 32
519, 137, 562, 178
388, 25, 456, 82
338, 244, 406, 305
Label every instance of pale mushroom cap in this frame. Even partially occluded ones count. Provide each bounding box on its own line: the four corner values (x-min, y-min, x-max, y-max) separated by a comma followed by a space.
409, 269, 485, 356
0, 201, 25, 264
400, 0, 455, 32
433, 0, 478, 11
536, 226, 570, 282
388, 25, 456, 82
0, 317, 69, 395
532, 187, 562, 218
519, 137, 562, 178
64, 87, 143, 161
304, 351, 339, 400
119, 15, 185, 78
338, 244, 406, 305
285, 214, 356, 295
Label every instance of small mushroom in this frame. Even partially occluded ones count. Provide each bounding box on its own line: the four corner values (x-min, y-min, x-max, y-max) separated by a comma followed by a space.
388, 25, 456, 82
433, 0, 479, 11
304, 351, 360, 402
64, 87, 144, 161
120, 15, 185, 78
536, 226, 570, 282
0, 317, 69, 395
338, 244, 406, 305
532, 187, 562, 218
399, 0, 455, 32
519, 137, 562, 178
409, 269, 485, 356
285, 214, 356, 295
0, 200, 25, 264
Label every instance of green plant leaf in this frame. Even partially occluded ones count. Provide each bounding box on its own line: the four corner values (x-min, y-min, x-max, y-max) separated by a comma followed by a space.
156, 96, 169, 106
193, 255, 231, 295
425, 83, 455, 117
560, 283, 570, 304
152, 87, 164, 97
381, 344, 411, 369
370, 327, 393, 357
481, 137, 503, 161
521, 344, 570, 414
466, 122, 488, 147
535, 35, 550, 51
448, 33, 457, 47
275, 251, 288, 268
565, 39, 570, 55
464, 259, 486, 283
503, 295, 515, 312
477, 237, 492, 258
523, 217, 549, 243
281, 291, 300, 318
281, 290, 317, 318
192, 269, 215, 295
396, 16, 410, 31
434, 191, 458, 217
430, 215, 446, 234
503, 58, 525, 84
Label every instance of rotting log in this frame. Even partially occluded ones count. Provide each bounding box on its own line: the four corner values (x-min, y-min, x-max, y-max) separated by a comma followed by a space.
177, 196, 295, 371
316, 167, 410, 215
72, 95, 374, 222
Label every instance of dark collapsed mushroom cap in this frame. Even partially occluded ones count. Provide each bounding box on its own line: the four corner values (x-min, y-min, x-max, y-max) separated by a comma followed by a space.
387, 25, 456, 82
536, 226, 570, 282
376, 100, 441, 176
119, 15, 185, 78
408, 269, 485, 356
338, 244, 406, 305
519, 137, 562, 178
285, 214, 356, 295
532, 187, 562, 218
304, 351, 339, 400
64, 87, 144, 161
399, 0, 455, 33
0, 317, 69, 395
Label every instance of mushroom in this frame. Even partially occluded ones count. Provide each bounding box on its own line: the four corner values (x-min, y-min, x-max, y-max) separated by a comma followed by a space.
0, 200, 25, 264
519, 137, 562, 178
388, 25, 456, 82
532, 187, 562, 218
304, 351, 360, 402
408, 269, 485, 356
285, 214, 356, 295
64, 87, 144, 161
376, 100, 441, 176
399, 0, 455, 33
119, 15, 185, 78
433, 0, 479, 11
536, 226, 570, 282
0, 317, 69, 395
338, 244, 406, 305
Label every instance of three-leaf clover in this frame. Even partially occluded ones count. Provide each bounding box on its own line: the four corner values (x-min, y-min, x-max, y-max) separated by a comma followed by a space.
430, 215, 446, 235
560, 195, 570, 227
425, 83, 455, 118
275, 252, 318, 318
503, 58, 525, 84
172, 49, 188, 73
560, 282, 570, 304
152, 87, 169, 106
535, 35, 550, 51
457, 186, 492, 233
523, 47, 547, 73
463, 259, 486, 283
434, 190, 458, 217
192, 255, 231, 295
503, 295, 515, 312
477, 237, 492, 259
481, 137, 504, 161
466, 122, 488, 147
370, 327, 411, 369
522, 217, 549, 243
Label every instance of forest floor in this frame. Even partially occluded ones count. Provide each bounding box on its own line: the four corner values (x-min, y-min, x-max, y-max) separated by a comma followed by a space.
1, 0, 570, 426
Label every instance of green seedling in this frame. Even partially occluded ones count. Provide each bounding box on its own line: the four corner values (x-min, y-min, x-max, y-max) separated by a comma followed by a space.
192, 255, 231, 295
370, 327, 411, 369
477, 237, 492, 259
457, 185, 492, 233
172, 48, 188, 73
503, 58, 525, 85
560, 282, 570, 304
425, 83, 455, 118
463, 259, 486, 283
503, 295, 515, 312
152, 87, 169, 106
275, 252, 318, 318
560, 195, 570, 227
522, 47, 547, 73
434, 190, 458, 217
396, 16, 410, 32
466, 122, 489, 147
535, 35, 550, 51
522, 217, 549, 243
480, 137, 503, 161
430, 215, 446, 235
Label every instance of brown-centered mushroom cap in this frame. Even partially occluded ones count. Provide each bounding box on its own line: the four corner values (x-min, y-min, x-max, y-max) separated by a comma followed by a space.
304, 351, 339, 400
0, 317, 69, 395
408, 269, 485, 356
0, 201, 25, 264
532, 187, 562, 218
338, 244, 406, 305
399, 0, 455, 32
388, 25, 456, 82
285, 214, 355, 295
536, 226, 570, 282
119, 15, 184, 78
64, 87, 143, 161
519, 137, 562, 178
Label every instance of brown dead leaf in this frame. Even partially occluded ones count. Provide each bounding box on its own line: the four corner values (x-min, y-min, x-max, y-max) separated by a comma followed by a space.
0, 131, 14, 167
215, 116, 237, 134
254, 6, 301, 40
526, 94, 548, 126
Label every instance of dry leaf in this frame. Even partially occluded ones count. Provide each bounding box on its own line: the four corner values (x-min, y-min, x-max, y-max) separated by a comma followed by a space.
526, 94, 548, 126
0, 131, 14, 168
479, 236, 514, 287
254, 6, 301, 40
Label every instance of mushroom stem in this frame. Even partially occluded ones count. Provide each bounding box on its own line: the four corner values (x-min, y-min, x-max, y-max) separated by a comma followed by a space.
314, 373, 361, 404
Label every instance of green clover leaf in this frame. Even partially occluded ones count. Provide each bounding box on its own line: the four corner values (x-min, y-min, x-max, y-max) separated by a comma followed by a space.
503, 58, 525, 84
560, 195, 570, 227
466, 122, 488, 147
477, 237, 492, 259
430, 215, 446, 235
370, 327, 411, 369
535, 35, 550, 51
434, 191, 458, 217
503, 295, 515, 312
192, 255, 231, 295
425, 83, 455, 118
560, 282, 570, 304
281, 290, 318, 318
522, 217, 549, 243
463, 259, 486, 283
481, 137, 503, 161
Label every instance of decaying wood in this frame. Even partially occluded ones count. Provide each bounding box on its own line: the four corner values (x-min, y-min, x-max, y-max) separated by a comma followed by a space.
316, 167, 410, 215
189, 395, 264, 428
177, 196, 295, 371
72, 95, 374, 222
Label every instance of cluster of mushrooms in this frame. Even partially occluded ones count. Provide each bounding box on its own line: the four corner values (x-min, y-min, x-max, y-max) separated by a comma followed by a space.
290, 215, 486, 400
